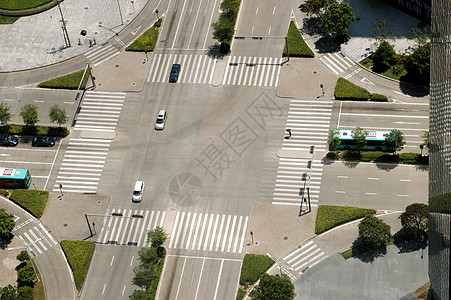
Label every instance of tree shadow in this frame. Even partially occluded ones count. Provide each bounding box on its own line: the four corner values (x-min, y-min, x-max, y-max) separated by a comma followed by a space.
374, 161, 398, 171
205, 44, 228, 60
0, 234, 13, 250
314, 36, 341, 54
351, 237, 388, 263
393, 230, 428, 254
398, 81, 429, 97
414, 163, 429, 171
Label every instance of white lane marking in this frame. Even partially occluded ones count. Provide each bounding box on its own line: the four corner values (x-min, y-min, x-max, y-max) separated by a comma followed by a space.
340, 113, 428, 119
335, 191, 346, 194
337, 175, 348, 179
213, 260, 224, 300
368, 177, 379, 180
366, 192, 377, 195
175, 257, 187, 299
398, 194, 409, 197
400, 179, 411, 182
110, 256, 115, 266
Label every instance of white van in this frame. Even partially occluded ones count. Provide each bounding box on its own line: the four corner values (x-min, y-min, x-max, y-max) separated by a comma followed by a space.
132, 181, 145, 202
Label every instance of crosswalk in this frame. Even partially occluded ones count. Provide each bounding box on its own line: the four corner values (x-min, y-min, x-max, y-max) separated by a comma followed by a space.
146, 53, 282, 87
273, 99, 333, 206
84, 44, 120, 66
319, 52, 355, 75
53, 138, 111, 193
98, 209, 249, 254
14, 223, 58, 256
74, 91, 126, 132
281, 241, 327, 277
222, 56, 283, 87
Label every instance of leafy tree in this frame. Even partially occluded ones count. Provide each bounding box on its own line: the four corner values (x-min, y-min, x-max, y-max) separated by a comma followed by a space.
358, 215, 391, 249
250, 273, 294, 300
303, 0, 336, 17
372, 41, 397, 71
422, 131, 429, 150
383, 129, 406, 153
138, 247, 158, 265
212, 18, 234, 44
408, 27, 430, 47
132, 265, 154, 289
399, 203, 428, 240
17, 264, 35, 285
17, 286, 33, 300
0, 103, 12, 126
19, 104, 39, 126
320, 2, 355, 37
16, 250, 30, 263
49, 105, 68, 126
370, 20, 394, 42
351, 127, 368, 152
328, 129, 341, 150
147, 226, 168, 249
404, 43, 430, 86
130, 290, 151, 300
0, 208, 15, 239
0, 284, 17, 300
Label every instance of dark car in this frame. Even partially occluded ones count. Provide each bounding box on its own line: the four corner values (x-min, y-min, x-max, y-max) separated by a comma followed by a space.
0, 134, 18, 147
32, 136, 55, 147
169, 64, 181, 83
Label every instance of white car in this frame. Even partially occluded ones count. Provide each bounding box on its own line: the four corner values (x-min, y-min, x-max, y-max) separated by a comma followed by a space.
155, 110, 167, 130
132, 181, 145, 202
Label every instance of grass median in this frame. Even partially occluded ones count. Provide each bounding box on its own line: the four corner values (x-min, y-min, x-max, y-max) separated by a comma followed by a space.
315, 205, 376, 234
284, 21, 314, 58
60, 240, 95, 292
38, 69, 91, 90
126, 18, 162, 52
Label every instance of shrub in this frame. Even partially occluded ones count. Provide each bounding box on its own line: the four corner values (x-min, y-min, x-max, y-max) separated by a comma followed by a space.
17, 285, 34, 300
315, 205, 376, 234
284, 21, 314, 58
326, 151, 339, 160
334, 77, 371, 101
239, 254, 274, 288
17, 264, 35, 285
9, 190, 48, 218
60, 240, 95, 291
0, 124, 69, 137
342, 150, 361, 161
370, 93, 388, 102
0, 189, 9, 197
236, 288, 246, 300
358, 215, 391, 249
144, 248, 166, 299
126, 19, 161, 52
38, 69, 91, 90
399, 152, 421, 164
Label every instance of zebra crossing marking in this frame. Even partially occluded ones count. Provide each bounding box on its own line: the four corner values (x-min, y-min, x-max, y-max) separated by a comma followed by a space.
85, 44, 120, 66
319, 52, 355, 75
16, 224, 58, 256
282, 241, 327, 276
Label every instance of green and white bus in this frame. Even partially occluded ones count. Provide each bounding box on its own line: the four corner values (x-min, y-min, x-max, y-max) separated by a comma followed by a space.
0, 168, 32, 189
334, 129, 391, 151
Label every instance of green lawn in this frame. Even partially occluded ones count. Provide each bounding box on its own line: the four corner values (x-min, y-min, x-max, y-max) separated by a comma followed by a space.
0, 15, 19, 24
61, 240, 95, 291
9, 190, 49, 218
315, 205, 376, 234
284, 21, 314, 58
126, 19, 162, 52
239, 254, 274, 288
38, 69, 91, 90
0, 0, 52, 10
359, 56, 407, 81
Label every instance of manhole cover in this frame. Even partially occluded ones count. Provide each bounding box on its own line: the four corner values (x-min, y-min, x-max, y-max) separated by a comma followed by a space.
313, 71, 318, 74
63, 224, 67, 227
115, 64, 119, 68
254, 241, 260, 246
168, 173, 202, 207
97, 201, 101, 204
284, 236, 288, 240
132, 82, 136, 86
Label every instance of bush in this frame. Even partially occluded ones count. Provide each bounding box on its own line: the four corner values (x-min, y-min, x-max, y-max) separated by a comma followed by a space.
0, 124, 69, 138
9, 190, 48, 218
358, 215, 391, 249
399, 152, 421, 164
284, 21, 314, 58
126, 19, 161, 52
236, 288, 246, 300
315, 205, 376, 234
60, 240, 95, 291
239, 254, 274, 288
0, 189, 9, 197
326, 151, 339, 160
38, 69, 91, 90
334, 78, 371, 101
370, 93, 388, 102
17, 264, 35, 285
17, 285, 34, 300
212, 0, 241, 45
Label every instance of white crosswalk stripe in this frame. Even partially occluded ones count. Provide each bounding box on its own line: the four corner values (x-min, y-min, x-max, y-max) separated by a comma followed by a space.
74, 91, 125, 132
282, 241, 327, 276
169, 212, 249, 253
319, 52, 355, 75
98, 209, 166, 246
53, 138, 111, 194
223, 56, 282, 87
272, 100, 333, 206
17, 225, 58, 256
84, 44, 120, 66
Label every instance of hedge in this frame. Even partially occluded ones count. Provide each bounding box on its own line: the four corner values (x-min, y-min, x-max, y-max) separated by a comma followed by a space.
334, 77, 371, 100
147, 247, 166, 299
38, 69, 90, 90
239, 254, 274, 288
284, 21, 315, 58
0, 124, 69, 138
0, 189, 8, 197
126, 18, 162, 52
315, 205, 376, 234
9, 190, 48, 218
370, 93, 388, 102
60, 240, 95, 291
329, 150, 429, 165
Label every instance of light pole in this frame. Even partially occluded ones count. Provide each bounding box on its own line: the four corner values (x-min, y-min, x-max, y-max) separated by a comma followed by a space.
266, 253, 294, 278
117, 0, 124, 25
8, 241, 40, 282
57, 0, 71, 48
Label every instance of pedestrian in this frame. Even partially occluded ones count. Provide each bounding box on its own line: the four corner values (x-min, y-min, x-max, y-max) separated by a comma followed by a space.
287, 129, 292, 137
78, 38, 82, 45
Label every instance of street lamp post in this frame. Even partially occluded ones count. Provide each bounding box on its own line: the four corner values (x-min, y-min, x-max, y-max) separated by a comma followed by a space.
57, 0, 71, 48
117, 0, 124, 25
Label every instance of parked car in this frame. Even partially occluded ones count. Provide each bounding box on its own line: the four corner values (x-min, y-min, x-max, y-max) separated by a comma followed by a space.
32, 136, 55, 147
132, 180, 145, 202
155, 110, 167, 130
0, 134, 18, 146
169, 64, 181, 83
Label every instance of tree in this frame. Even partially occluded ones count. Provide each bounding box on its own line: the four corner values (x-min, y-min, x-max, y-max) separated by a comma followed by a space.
250, 273, 294, 300
0, 285, 17, 300
0, 208, 15, 239
17, 286, 33, 300
303, 0, 336, 17
132, 265, 154, 289
351, 127, 368, 152
17, 264, 35, 285
408, 27, 429, 47
358, 215, 391, 249
370, 20, 394, 42
147, 226, 168, 249
422, 130, 429, 150
0, 103, 12, 126
372, 41, 397, 71
130, 290, 151, 300
328, 129, 341, 150
399, 203, 428, 240
19, 104, 39, 126
404, 42, 430, 86
49, 105, 68, 126
138, 247, 158, 265
383, 129, 406, 153
16, 250, 30, 263
320, 2, 355, 37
